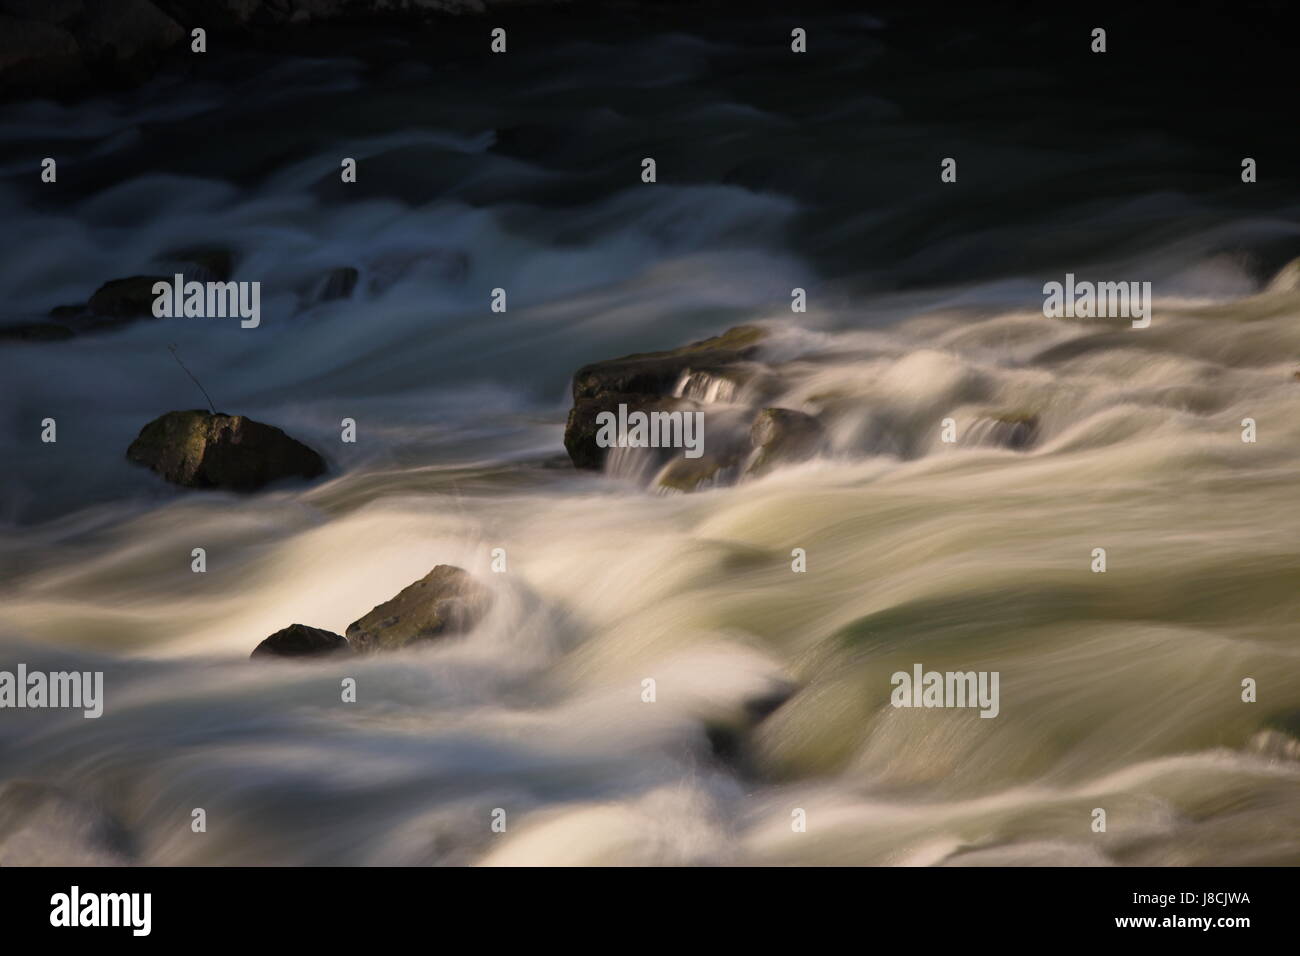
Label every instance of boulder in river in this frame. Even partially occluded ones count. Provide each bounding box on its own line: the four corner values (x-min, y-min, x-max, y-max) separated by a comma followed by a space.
564, 324, 767, 471
250, 624, 350, 660
346, 565, 492, 653
746, 407, 825, 477
126, 409, 327, 491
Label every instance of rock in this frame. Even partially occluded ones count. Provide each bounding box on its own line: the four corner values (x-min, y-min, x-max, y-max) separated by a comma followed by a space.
126, 409, 327, 491
346, 565, 491, 653
564, 325, 766, 470
746, 407, 824, 476
655, 453, 736, 493
84, 275, 169, 320
34, 275, 166, 336
250, 624, 350, 659
571, 325, 766, 404
564, 393, 701, 472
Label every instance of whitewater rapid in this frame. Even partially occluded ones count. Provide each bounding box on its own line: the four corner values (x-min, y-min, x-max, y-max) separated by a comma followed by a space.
2, 18, 1299, 865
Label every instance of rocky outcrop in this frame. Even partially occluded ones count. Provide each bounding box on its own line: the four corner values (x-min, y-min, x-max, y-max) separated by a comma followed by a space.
564, 325, 766, 471
250, 623, 350, 659
126, 409, 326, 491
346, 564, 491, 652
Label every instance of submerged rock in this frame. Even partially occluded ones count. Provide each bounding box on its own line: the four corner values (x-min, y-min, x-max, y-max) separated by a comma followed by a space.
346, 565, 492, 653
655, 452, 736, 493
571, 325, 766, 404
85, 275, 168, 319
250, 624, 350, 660
43, 275, 168, 335
126, 409, 326, 491
746, 407, 825, 477
968, 412, 1039, 450
564, 325, 766, 471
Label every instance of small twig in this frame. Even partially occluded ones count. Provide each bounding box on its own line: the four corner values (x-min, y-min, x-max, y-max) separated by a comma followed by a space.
168, 344, 217, 415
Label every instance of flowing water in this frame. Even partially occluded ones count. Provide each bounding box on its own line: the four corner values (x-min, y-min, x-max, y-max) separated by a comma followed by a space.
1, 6, 1299, 865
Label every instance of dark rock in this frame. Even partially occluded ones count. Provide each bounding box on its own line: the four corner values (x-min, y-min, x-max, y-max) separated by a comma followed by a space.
126, 409, 327, 491
346, 565, 491, 653
251, 623, 350, 659
571, 325, 766, 403
746, 407, 825, 476
86, 275, 169, 320
564, 325, 766, 470
564, 392, 700, 472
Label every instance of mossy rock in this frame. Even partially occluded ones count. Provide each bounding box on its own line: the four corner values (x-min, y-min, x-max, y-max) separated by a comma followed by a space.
346, 565, 492, 653
126, 409, 326, 491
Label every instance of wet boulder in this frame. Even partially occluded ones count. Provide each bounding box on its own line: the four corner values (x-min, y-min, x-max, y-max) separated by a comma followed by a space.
745, 407, 825, 477
44, 275, 169, 335
655, 453, 738, 493
571, 324, 766, 405
126, 409, 326, 491
250, 624, 350, 660
564, 325, 767, 471
85, 275, 169, 319
564, 393, 702, 472
346, 565, 492, 653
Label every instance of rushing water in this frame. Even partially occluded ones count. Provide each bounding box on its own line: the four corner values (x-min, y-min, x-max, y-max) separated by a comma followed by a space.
1, 6, 1299, 865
